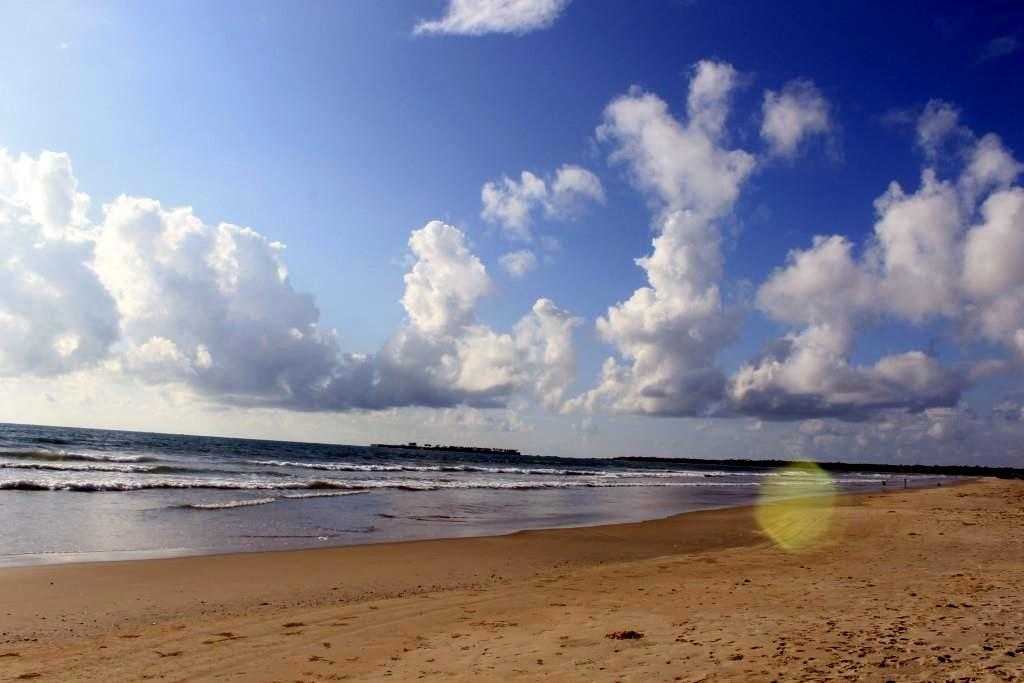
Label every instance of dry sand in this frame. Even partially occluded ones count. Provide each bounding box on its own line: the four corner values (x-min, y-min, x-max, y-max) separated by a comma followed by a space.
1, 478, 1022, 681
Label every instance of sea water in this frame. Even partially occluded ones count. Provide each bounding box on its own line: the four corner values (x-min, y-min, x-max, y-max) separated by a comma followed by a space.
0, 423, 944, 566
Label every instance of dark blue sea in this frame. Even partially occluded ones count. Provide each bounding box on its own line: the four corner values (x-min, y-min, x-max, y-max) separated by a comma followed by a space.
0, 423, 942, 566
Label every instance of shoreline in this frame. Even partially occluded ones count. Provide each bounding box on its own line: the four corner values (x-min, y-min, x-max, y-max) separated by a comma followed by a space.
0, 498, 753, 570
3, 477, 1019, 681
0, 476, 927, 570
0, 475, 949, 570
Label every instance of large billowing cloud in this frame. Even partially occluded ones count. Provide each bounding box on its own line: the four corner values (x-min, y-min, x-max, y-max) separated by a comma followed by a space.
338, 221, 582, 411
0, 149, 581, 414
963, 187, 1024, 354
6, 72, 1024, 448
569, 72, 1021, 424
399, 221, 491, 335
598, 63, 755, 217
0, 150, 119, 376
121, 216, 583, 412
567, 61, 755, 416
730, 330, 967, 419
731, 102, 1024, 419
94, 195, 349, 403
414, 0, 571, 36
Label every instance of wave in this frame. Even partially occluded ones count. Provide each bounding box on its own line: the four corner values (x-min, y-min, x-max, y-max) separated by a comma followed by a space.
176, 497, 277, 510
0, 476, 761, 493
243, 458, 775, 480
437, 465, 599, 476
0, 461, 215, 475
0, 478, 324, 492
0, 449, 157, 464
247, 460, 419, 472
281, 490, 371, 499
29, 436, 74, 446
596, 470, 732, 479
246, 459, 617, 477
173, 489, 370, 511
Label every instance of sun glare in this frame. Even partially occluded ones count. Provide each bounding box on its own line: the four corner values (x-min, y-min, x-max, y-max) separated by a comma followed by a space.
756, 461, 837, 552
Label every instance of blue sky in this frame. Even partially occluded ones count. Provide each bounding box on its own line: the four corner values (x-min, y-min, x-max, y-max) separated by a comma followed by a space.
1, 1, 1024, 464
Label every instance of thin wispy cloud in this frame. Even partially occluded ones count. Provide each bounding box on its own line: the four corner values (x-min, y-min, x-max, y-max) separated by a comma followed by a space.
414, 0, 571, 36
978, 34, 1020, 63
499, 249, 539, 278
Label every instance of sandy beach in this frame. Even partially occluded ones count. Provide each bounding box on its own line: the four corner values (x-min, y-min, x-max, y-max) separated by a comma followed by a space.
1, 478, 1022, 681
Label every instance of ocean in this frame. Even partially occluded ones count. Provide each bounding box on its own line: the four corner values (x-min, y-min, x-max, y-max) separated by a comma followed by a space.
0, 423, 942, 566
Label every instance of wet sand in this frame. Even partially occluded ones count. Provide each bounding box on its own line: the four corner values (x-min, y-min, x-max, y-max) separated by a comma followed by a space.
1, 478, 1022, 681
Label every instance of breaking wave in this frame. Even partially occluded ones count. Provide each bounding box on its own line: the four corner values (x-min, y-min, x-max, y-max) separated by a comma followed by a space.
174, 489, 371, 511
0, 477, 761, 493
281, 490, 371, 499
0, 449, 157, 464
0, 461, 217, 475
243, 459, 772, 480
176, 497, 277, 510
246, 459, 633, 477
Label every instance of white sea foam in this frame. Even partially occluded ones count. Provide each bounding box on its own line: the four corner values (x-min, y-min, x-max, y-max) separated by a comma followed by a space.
281, 490, 372, 499
173, 490, 370, 510
0, 461, 201, 475
246, 459, 633, 477
248, 460, 419, 472
0, 449, 156, 464
178, 497, 277, 510
0, 476, 763, 493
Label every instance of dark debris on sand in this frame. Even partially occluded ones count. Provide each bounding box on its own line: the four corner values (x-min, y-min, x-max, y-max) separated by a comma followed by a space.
606, 630, 645, 640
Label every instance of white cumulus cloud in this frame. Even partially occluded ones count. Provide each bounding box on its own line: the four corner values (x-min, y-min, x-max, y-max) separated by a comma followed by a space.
481, 164, 604, 241
0, 147, 582, 416
760, 80, 832, 157
0, 150, 119, 376
400, 220, 491, 335
732, 104, 1024, 419
94, 195, 346, 404
568, 61, 755, 416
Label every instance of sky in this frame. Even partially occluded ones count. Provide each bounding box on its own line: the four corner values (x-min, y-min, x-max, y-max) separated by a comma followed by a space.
1, 0, 1024, 465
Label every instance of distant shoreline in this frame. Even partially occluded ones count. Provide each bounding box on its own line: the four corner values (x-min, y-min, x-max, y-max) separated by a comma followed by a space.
619, 455, 1024, 479
371, 443, 523, 456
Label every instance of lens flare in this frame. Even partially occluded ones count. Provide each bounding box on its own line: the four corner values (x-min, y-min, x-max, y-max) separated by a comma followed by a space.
756, 461, 836, 552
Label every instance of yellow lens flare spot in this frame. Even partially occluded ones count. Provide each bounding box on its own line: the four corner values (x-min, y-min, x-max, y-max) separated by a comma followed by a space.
756, 461, 836, 552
